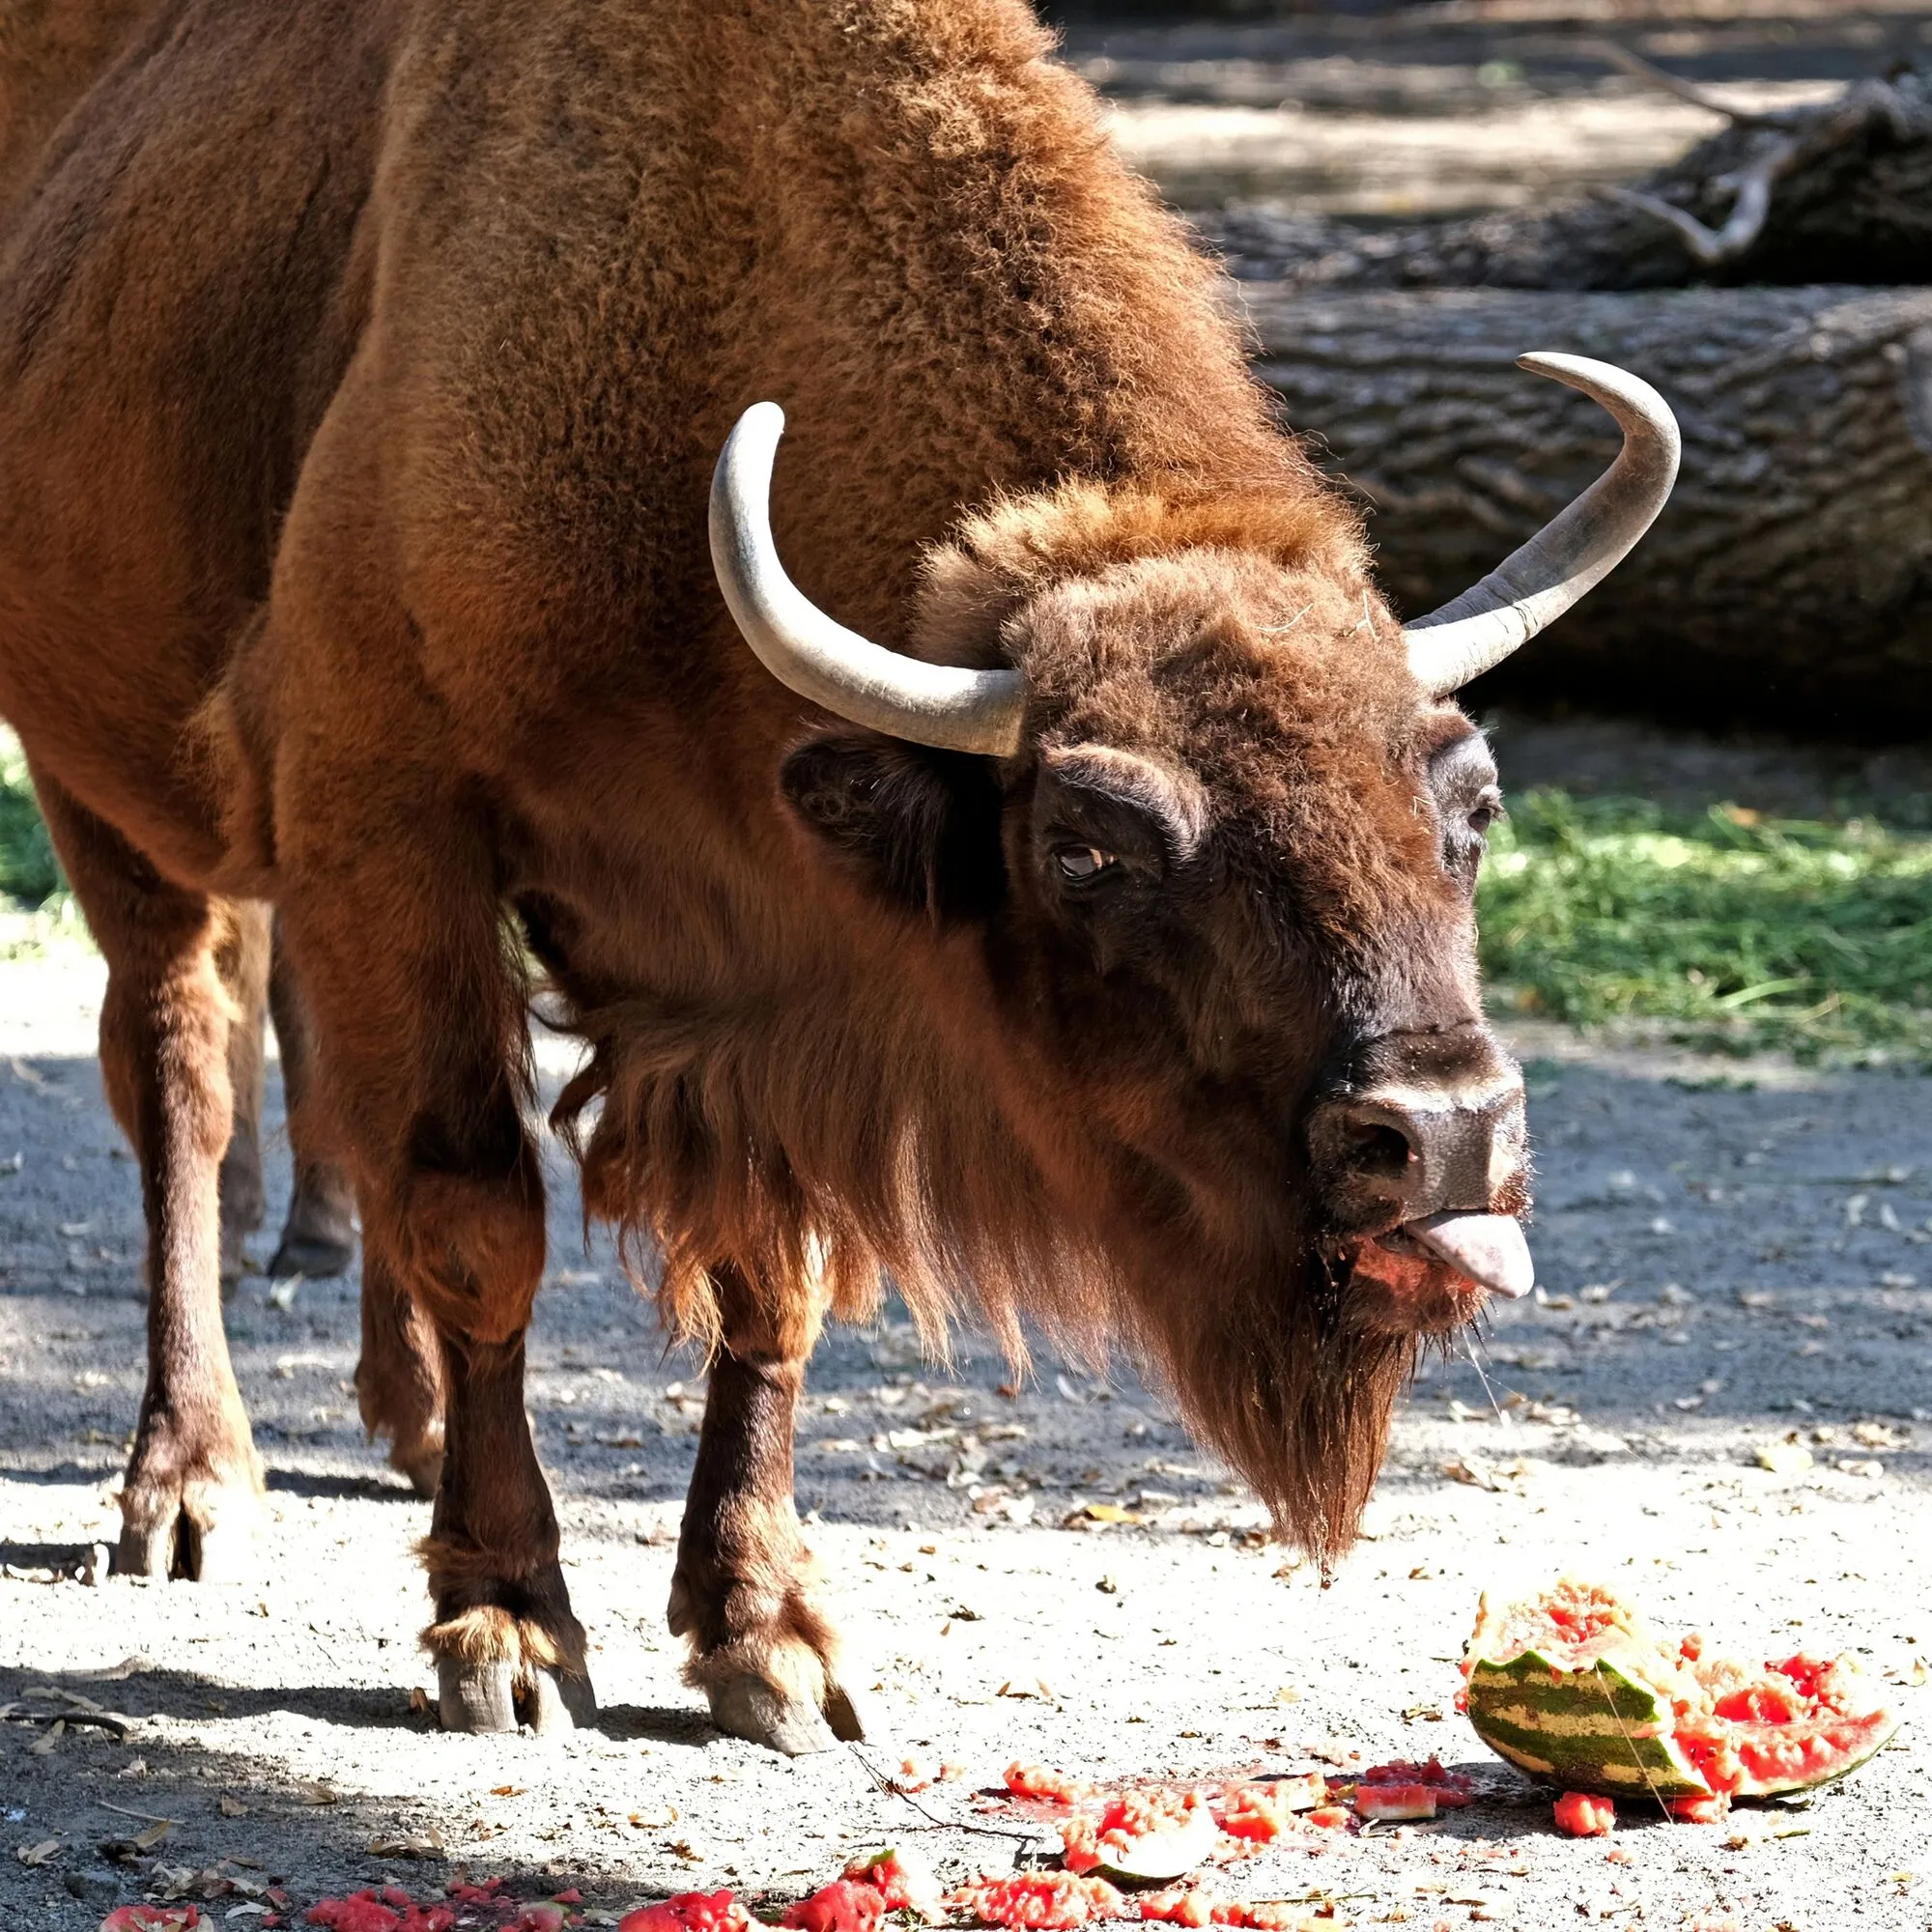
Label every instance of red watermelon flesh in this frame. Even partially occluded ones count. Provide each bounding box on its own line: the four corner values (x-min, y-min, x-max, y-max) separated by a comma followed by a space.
1672, 1638, 1899, 1798
1463, 1577, 1902, 1801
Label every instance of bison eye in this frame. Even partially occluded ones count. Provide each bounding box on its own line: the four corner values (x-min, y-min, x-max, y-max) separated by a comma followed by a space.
1468, 789, 1504, 838
1054, 845, 1117, 882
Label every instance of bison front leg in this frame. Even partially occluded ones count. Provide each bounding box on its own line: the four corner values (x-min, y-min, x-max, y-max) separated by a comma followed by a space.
34, 775, 265, 1580
670, 1273, 866, 1755
423, 1321, 592, 1734
275, 769, 591, 1732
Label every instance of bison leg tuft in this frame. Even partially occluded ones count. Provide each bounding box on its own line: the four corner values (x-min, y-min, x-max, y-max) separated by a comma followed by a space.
426, 1603, 596, 1735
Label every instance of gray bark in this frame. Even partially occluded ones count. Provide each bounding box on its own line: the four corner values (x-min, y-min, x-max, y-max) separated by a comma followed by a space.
1241, 282, 1932, 728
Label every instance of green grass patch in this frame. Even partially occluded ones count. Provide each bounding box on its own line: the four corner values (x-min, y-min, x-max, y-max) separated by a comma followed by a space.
6, 741, 1932, 1063
0, 726, 64, 909
1481, 789, 1932, 1066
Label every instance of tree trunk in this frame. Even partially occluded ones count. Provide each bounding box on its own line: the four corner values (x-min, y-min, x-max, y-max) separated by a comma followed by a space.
1241, 282, 1932, 730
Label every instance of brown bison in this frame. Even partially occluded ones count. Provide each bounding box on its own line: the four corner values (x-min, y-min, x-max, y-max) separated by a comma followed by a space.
0, 0, 1675, 1748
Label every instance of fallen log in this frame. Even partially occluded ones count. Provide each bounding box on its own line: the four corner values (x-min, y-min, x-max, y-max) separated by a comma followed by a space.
1242, 282, 1932, 729
1208, 58, 1932, 291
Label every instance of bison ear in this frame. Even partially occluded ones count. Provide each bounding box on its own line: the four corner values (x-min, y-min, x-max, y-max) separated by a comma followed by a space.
781, 734, 1007, 922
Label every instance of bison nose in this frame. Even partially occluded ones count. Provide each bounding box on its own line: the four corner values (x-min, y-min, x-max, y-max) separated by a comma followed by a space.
1306, 1066, 1530, 1229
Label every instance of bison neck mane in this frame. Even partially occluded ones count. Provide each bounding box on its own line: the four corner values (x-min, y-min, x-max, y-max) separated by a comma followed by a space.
553, 938, 1412, 1566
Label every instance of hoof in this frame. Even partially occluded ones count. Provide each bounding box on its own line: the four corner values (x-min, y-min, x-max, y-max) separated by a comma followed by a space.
391, 1437, 444, 1498
437, 1657, 596, 1735
705, 1672, 868, 1756
267, 1232, 356, 1281
114, 1483, 260, 1582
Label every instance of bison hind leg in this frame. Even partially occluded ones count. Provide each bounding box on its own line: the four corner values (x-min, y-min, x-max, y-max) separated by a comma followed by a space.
264, 916, 359, 1283
355, 1254, 446, 1497
30, 771, 270, 1583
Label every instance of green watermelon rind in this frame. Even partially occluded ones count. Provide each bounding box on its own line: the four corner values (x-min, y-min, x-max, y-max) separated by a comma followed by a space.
1467, 1645, 1907, 1803
1463, 1644, 1712, 1801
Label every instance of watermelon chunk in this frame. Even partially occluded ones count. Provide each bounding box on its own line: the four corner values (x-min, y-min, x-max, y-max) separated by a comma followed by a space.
1352, 1783, 1436, 1823
1463, 1577, 1903, 1802
947, 1873, 1128, 1928
781, 1882, 886, 1932
1214, 1776, 1325, 1842
843, 1848, 943, 1919
1552, 1791, 1616, 1836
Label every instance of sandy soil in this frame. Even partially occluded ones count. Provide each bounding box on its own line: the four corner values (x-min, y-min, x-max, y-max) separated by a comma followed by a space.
3, 901, 1929, 1929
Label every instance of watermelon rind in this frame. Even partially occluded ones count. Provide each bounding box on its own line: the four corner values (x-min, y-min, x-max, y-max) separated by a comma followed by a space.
1463, 1643, 1711, 1801
1464, 1582, 1907, 1804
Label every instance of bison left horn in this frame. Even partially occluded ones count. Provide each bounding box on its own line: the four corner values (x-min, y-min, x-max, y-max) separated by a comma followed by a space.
709, 401, 1028, 757
1402, 353, 1681, 700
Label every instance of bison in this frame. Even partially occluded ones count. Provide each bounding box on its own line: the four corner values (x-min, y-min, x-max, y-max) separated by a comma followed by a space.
0, 0, 1676, 1749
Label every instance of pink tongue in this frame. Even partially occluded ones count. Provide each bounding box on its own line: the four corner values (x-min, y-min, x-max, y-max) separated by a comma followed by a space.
1404, 1210, 1534, 1300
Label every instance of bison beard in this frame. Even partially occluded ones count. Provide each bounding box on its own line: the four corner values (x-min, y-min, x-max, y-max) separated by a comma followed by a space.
1146, 1254, 1419, 1569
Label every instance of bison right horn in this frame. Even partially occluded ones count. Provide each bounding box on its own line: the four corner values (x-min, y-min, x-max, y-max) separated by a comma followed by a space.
1402, 353, 1681, 700
709, 402, 1028, 757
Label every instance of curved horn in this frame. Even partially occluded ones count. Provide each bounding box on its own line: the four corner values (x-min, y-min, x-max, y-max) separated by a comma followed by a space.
1403, 353, 1681, 699
709, 402, 1028, 756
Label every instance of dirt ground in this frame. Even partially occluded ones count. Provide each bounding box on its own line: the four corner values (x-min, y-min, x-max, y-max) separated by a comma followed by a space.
3, 724, 1930, 1931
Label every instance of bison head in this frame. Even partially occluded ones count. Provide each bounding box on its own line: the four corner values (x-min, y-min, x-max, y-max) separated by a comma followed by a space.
707, 356, 1677, 1560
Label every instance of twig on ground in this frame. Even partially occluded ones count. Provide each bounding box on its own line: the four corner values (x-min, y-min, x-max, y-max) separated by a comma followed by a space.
844, 1744, 1052, 1849
1607, 72, 1929, 267
99, 1799, 183, 1826
1592, 41, 1797, 131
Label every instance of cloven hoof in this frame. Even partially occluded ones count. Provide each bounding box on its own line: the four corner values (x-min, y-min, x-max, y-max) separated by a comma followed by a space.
437, 1658, 597, 1736
114, 1493, 259, 1584
265, 1231, 357, 1282
705, 1673, 868, 1756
